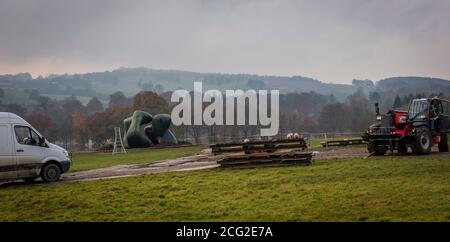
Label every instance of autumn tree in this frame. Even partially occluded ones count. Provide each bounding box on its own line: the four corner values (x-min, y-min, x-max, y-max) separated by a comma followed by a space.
85, 97, 104, 115
87, 106, 130, 146
72, 109, 89, 148
26, 113, 55, 140
132, 91, 170, 115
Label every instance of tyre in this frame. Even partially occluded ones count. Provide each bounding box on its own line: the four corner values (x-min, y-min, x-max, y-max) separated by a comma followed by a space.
438, 133, 449, 152
412, 127, 432, 155
397, 142, 408, 153
23, 177, 37, 183
368, 141, 386, 156
40, 163, 62, 183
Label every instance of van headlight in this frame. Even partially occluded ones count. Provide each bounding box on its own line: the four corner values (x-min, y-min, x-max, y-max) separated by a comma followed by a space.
62, 150, 69, 158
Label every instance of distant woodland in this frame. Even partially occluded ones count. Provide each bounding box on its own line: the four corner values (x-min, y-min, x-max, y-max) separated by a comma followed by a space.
0, 68, 449, 150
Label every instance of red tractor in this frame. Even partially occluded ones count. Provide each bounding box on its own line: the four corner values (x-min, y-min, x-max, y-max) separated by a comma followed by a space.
362, 97, 450, 155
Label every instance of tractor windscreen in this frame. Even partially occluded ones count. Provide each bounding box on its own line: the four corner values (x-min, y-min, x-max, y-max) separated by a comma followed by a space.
408, 99, 429, 120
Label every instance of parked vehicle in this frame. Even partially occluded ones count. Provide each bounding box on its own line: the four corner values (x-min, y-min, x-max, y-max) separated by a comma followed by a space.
0, 112, 71, 182
362, 97, 450, 155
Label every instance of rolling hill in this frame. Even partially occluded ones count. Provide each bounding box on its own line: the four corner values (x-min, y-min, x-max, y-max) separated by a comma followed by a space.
1, 68, 450, 104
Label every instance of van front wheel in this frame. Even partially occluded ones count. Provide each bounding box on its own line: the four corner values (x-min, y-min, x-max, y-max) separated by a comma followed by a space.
41, 163, 61, 182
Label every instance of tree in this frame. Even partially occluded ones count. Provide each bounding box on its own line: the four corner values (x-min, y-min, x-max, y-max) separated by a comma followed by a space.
72, 109, 89, 148
318, 103, 351, 132
85, 97, 104, 115
300, 116, 317, 132
26, 113, 55, 139
109, 91, 129, 107
346, 88, 372, 132
63, 96, 83, 113
369, 91, 381, 103
5, 104, 27, 117
140, 81, 155, 92
87, 106, 130, 146
328, 94, 337, 103
29, 89, 41, 100
393, 95, 402, 108
132, 91, 170, 115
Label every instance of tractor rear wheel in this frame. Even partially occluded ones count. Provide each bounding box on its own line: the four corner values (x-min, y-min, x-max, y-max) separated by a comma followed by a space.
412, 127, 432, 155
438, 133, 449, 152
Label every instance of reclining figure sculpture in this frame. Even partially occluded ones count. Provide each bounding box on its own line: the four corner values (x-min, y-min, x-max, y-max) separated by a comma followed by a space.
123, 110, 178, 148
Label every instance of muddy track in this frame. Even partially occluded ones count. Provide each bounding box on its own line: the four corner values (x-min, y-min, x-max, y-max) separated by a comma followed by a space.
61, 153, 221, 183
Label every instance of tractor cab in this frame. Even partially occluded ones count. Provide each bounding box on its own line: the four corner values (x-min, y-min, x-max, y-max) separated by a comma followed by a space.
408, 98, 450, 133
362, 97, 450, 156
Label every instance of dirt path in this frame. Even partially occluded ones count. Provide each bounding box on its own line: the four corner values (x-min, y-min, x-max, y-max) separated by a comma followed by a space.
61, 153, 221, 183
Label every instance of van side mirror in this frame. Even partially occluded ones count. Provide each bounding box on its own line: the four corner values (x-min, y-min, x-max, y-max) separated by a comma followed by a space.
39, 136, 46, 145
375, 103, 380, 115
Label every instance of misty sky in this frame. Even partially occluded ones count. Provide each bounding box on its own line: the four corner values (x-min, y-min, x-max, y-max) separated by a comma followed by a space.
1, 0, 450, 84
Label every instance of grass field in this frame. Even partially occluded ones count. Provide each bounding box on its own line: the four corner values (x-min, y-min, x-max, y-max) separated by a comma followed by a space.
0, 88, 35, 105
0, 155, 449, 221
70, 146, 204, 172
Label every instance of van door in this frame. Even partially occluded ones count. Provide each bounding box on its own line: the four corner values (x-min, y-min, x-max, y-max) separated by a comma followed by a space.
0, 124, 17, 180
13, 125, 46, 178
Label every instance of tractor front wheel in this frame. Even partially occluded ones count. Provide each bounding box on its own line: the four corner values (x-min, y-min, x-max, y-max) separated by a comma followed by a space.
412, 127, 432, 155
438, 133, 449, 152
368, 142, 386, 156
397, 142, 408, 153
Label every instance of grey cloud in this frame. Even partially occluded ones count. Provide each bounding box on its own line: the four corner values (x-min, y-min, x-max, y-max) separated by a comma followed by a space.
0, 0, 450, 83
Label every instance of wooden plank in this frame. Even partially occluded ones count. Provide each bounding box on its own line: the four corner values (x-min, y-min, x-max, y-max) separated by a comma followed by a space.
320, 139, 366, 147
210, 138, 306, 148
218, 151, 313, 168
211, 139, 307, 155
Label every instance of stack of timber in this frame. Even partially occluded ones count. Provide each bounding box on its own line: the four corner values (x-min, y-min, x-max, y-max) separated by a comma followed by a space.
210, 139, 313, 168
210, 138, 307, 155
320, 138, 366, 147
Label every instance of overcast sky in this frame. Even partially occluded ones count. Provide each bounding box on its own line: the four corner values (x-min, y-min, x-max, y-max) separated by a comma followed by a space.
0, 0, 449, 84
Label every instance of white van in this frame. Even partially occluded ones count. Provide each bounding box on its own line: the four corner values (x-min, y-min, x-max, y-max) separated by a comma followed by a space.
0, 112, 71, 183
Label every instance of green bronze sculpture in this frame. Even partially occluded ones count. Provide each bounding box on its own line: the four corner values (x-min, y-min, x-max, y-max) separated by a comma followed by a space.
123, 110, 178, 148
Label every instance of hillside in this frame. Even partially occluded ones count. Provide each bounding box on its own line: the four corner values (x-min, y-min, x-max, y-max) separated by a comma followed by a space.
377, 77, 450, 95
0, 68, 363, 100
1, 69, 450, 104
